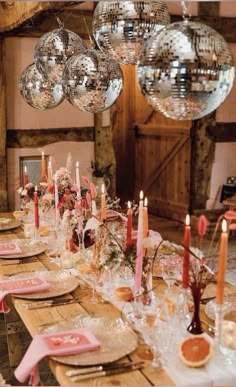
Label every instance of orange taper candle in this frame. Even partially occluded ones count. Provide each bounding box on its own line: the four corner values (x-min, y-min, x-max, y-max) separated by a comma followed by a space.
143, 197, 149, 238
126, 201, 133, 248
41, 151, 47, 180
216, 219, 228, 305
182, 214, 191, 289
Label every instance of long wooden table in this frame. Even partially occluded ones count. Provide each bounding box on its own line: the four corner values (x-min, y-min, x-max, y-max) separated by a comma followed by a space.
0, 213, 236, 386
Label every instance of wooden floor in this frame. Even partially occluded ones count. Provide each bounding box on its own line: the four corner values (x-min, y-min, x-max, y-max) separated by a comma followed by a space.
1, 212, 236, 386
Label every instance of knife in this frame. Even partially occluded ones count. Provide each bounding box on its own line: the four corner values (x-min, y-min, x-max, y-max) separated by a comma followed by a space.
70, 363, 143, 382
23, 298, 79, 309
66, 361, 144, 377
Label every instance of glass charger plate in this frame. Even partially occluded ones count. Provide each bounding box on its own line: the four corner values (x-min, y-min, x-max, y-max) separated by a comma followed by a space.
205, 294, 236, 320
0, 218, 21, 231
0, 240, 46, 259
43, 315, 138, 365
13, 270, 80, 299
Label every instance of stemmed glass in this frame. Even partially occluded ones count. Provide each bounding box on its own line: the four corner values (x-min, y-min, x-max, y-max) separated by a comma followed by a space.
160, 256, 181, 292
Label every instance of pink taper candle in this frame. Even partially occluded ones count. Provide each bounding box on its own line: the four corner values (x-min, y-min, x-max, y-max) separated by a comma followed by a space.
182, 214, 191, 289
143, 197, 149, 238
216, 219, 228, 305
75, 161, 81, 199
126, 201, 133, 248
47, 157, 53, 184
100, 183, 106, 221
54, 172, 60, 226
34, 186, 39, 229
23, 166, 29, 186
135, 190, 144, 293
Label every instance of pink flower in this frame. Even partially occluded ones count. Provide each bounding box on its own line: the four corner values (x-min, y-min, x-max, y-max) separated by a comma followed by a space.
71, 184, 79, 192
86, 192, 92, 206
198, 215, 208, 236
82, 176, 90, 186
224, 211, 236, 220
90, 182, 97, 199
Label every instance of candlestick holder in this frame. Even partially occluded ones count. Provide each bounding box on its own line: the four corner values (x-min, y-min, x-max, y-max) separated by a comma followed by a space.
214, 303, 232, 351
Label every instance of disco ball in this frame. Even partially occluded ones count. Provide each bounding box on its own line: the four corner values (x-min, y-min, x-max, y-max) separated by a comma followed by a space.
35, 28, 85, 84
137, 20, 235, 120
19, 63, 64, 110
63, 49, 123, 113
92, 1, 170, 65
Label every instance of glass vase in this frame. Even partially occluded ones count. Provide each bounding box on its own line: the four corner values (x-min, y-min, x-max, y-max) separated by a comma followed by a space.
187, 280, 206, 335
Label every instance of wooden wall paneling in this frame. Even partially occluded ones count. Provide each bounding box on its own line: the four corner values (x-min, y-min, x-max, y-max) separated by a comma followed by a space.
113, 65, 136, 202
190, 113, 216, 211
94, 111, 116, 198
0, 39, 7, 211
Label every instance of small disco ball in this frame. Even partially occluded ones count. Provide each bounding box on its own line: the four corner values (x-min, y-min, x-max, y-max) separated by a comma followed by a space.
92, 1, 170, 65
63, 49, 123, 113
35, 28, 85, 84
19, 63, 64, 110
137, 20, 235, 120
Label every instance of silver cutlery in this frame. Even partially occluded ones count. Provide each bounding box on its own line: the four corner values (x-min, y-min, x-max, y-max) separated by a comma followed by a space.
66, 361, 144, 377
23, 297, 80, 309
69, 362, 144, 382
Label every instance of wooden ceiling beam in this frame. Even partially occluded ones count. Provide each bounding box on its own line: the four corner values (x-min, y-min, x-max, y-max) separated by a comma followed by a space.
0, 6, 236, 43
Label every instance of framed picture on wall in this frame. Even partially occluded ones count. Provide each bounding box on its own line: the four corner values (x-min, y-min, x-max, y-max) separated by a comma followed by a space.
19, 155, 48, 186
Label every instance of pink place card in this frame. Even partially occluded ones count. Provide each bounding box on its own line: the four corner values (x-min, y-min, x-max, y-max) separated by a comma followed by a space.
0, 242, 22, 255
15, 328, 101, 385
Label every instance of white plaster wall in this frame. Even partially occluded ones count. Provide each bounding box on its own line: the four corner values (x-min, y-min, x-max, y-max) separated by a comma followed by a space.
206, 143, 236, 210
8, 141, 94, 211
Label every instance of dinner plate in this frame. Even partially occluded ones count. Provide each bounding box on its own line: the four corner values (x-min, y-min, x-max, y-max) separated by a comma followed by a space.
0, 218, 21, 231
205, 294, 236, 320
12, 270, 80, 299
0, 240, 46, 259
43, 315, 138, 365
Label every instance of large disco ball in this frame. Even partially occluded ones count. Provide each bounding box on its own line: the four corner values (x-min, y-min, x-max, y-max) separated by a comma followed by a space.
63, 49, 123, 113
92, 1, 170, 65
19, 63, 64, 110
35, 28, 85, 84
138, 20, 235, 120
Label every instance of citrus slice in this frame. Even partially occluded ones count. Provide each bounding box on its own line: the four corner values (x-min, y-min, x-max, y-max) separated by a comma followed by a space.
179, 335, 213, 368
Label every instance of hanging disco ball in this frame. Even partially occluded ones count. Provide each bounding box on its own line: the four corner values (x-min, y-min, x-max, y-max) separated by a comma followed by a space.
92, 1, 170, 65
35, 28, 85, 84
137, 20, 235, 120
63, 49, 123, 113
19, 63, 64, 110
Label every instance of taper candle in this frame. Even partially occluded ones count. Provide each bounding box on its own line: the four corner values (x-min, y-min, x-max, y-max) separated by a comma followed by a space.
126, 201, 133, 248
143, 197, 149, 238
54, 172, 60, 226
34, 186, 39, 229
182, 214, 191, 289
23, 166, 29, 186
41, 151, 47, 180
216, 219, 228, 305
135, 190, 144, 293
100, 183, 106, 221
75, 161, 81, 199
47, 157, 53, 183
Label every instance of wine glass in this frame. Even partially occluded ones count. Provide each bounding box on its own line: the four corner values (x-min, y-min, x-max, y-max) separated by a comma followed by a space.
160, 256, 180, 291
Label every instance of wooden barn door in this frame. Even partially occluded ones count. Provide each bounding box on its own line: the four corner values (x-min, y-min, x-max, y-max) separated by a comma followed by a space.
134, 79, 191, 221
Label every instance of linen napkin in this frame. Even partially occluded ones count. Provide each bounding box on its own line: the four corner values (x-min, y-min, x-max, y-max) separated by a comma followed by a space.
14, 328, 101, 385
0, 242, 22, 255
0, 277, 51, 313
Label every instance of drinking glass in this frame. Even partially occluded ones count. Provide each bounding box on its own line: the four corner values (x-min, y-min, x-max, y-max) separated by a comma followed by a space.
220, 320, 236, 367
160, 256, 180, 291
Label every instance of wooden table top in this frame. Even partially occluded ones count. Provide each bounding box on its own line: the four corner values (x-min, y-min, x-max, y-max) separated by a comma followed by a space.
0, 213, 236, 387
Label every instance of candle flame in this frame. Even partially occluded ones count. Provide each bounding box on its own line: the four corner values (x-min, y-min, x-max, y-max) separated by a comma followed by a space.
185, 214, 190, 226
35, 186, 38, 191
222, 219, 227, 233
24, 166, 27, 173
101, 183, 105, 194
140, 190, 144, 200
76, 161, 79, 167
42, 151, 44, 157
144, 197, 148, 207
128, 201, 131, 209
